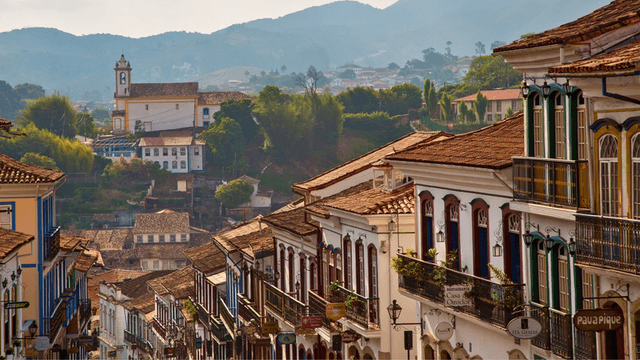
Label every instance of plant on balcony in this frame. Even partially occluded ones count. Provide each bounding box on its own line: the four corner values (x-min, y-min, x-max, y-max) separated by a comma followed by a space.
183, 299, 198, 322
405, 249, 418, 257
328, 281, 342, 301
432, 250, 458, 290
344, 290, 360, 309
488, 263, 523, 309
391, 256, 427, 284
426, 248, 438, 262
12, 340, 20, 348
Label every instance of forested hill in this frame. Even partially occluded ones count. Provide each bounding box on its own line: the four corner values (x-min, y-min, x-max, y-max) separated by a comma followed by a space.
0, 0, 608, 99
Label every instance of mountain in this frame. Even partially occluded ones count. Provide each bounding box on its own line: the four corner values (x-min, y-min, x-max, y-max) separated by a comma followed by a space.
0, 0, 610, 101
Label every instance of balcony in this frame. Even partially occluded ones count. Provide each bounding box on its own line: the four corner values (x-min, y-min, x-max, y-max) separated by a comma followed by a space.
397, 254, 525, 329
575, 214, 640, 275
196, 303, 211, 331
210, 316, 227, 341
153, 318, 166, 339
331, 286, 379, 330
79, 299, 92, 327
308, 290, 341, 332
513, 157, 588, 209
238, 295, 260, 324
218, 298, 235, 335
264, 283, 306, 326
530, 303, 549, 350
43, 227, 61, 262
574, 329, 597, 360
44, 300, 66, 342
124, 330, 136, 344
549, 309, 572, 359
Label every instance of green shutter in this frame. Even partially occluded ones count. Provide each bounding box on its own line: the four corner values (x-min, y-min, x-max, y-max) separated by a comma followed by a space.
568, 91, 578, 161
573, 265, 583, 310
526, 96, 535, 157
530, 241, 539, 302
550, 248, 559, 309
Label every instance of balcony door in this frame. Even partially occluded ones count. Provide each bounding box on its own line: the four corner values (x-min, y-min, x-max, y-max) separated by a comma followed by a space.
473, 207, 489, 278
599, 134, 621, 261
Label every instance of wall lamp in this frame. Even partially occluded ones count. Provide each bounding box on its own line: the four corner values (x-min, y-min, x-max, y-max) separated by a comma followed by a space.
387, 300, 423, 331
522, 222, 539, 247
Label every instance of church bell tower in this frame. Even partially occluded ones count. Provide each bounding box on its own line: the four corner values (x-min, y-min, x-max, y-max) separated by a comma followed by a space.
114, 54, 131, 97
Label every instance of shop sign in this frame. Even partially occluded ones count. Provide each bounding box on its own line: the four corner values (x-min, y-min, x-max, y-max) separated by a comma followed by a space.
434, 322, 454, 341
108, 350, 117, 357
295, 328, 317, 335
4, 301, 29, 309
67, 347, 79, 354
341, 329, 361, 343
444, 284, 473, 307
302, 315, 323, 329
25, 348, 39, 358
78, 335, 94, 345
326, 303, 346, 321
261, 321, 280, 335
574, 308, 624, 332
276, 333, 296, 345
34, 336, 51, 351
507, 316, 542, 339
242, 324, 259, 336
253, 338, 272, 347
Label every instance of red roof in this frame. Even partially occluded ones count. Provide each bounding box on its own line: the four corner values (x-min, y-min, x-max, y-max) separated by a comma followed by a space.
454, 89, 522, 102
0, 153, 65, 184
549, 39, 640, 74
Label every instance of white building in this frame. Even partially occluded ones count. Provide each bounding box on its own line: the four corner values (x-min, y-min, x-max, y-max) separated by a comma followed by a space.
139, 135, 204, 173
133, 210, 191, 244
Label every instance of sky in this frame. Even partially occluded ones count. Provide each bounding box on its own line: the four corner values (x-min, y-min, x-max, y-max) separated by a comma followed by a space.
2, 0, 398, 38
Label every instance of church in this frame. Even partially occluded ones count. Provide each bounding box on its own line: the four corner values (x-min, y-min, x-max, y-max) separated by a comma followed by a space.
111, 54, 251, 134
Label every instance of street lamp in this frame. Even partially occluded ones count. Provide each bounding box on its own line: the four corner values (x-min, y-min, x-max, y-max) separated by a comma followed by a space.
541, 81, 551, 99
520, 80, 530, 99
28, 322, 37, 338
387, 300, 402, 325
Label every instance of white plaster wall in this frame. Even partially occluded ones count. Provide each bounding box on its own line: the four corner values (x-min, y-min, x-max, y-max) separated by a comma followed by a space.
310, 169, 375, 199
189, 146, 204, 172
127, 99, 196, 133
196, 105, 221, 127
136, 233, 189, 243
141, 147, 190, 174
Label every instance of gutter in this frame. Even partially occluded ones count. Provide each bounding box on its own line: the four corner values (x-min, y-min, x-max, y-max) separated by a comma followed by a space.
601, 75, 640, 106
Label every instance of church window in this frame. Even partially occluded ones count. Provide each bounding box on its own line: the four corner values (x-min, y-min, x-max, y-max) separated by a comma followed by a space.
120, 73, 126, 84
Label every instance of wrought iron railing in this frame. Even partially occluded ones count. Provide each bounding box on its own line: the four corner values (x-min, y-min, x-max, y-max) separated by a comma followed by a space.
264, 283, 306, 326
308, 290, 340, 332
397, 254, 525, 329
331, 286, 379, 330
512, 157, 588, 209
530, 302, 550, 350
210, 316, 226, 341
574, 328, 597, 360
79, 299, 91, 326
196, 303, 211, 331
124, 330, 136, 344
218, 298, 235, 334
238, 295, 260, 324
549, 309, 572, 358
153, 318, 166, 339
44, 300, 66, 342
43, 227, 61, 261
576, 214, 640, 274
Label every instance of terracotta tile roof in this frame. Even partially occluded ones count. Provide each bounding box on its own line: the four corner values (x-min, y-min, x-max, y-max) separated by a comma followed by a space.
133, 211, 190, 235
321, 182, 415, 215
0, 153, 65, 184
101, 250, 140, 270
236, 175, 259, 184
0, 228, 33, 258
305, 181, 374, 218
549, 39, 640, 74
92, 213, 118, 221
212, 217, 263, 252
139, 136, 200, 147
123, 291, 156, 314
73, 251, 98, 272
60, 234, 90, 251
88, 269, 152, 311
261, 199, 319, 236
130, 82, 198, 98
197, 91, 253, 105
183, 242, 226, 274
227, 227, 274, 257
385, 112, 524, 169
147, 266, 194, 300
118, 271, 174, 299
454, 89, 522, 102
494, 0, 640, 53
293, 132, 450, 193
62, 229, 132, 251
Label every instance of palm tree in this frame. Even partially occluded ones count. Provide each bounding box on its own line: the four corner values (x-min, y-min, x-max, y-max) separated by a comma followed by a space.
281, 65, 287, 74
244, 70, 250, 82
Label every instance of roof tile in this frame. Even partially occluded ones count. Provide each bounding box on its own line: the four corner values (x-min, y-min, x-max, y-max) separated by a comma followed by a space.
0, 153, 65, 184
130, 83, 198, 98
549, 39, 640, 74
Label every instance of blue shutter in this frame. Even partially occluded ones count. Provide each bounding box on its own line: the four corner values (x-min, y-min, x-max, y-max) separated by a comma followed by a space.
479, 227, 488, 278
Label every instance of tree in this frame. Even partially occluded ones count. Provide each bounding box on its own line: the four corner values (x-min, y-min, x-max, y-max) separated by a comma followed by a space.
213, 98, 256, 141
339, 69, 356, 80
428, 86, 437, 119
200, 117, 245, 167
439, 93, 453, 122
473, 90, 488, 123
92, 108, 111, 123
336, 86, 379, 114
281, 65, 287, 74
387, 62, 400, 70
20, 152, 59, 170
475, 41, 486, 55
445, 41, 452, 55
458, 101, 469, 122
14, 83, 45, 100
244, 70, 250, 82
506, 107, 514, 117
260, 70, 267, 77
293, 65, 327, 95
490, 41, 507, 50
463, 55, 521, 90
0, 81, 22, 121
311, 92, 344, 150
16, 92, 78, 138
215, 179, 254, 209
74, 112, 98, 138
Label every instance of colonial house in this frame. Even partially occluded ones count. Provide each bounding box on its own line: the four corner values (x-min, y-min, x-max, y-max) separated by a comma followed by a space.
139, 135, 205, 173
385, 113, 528, 360
453, 89, 522, 122
234, 175, 273, 209
92, 136, 139, 161
111, 54, 251, 134
494, 1, 640, 358
133, 211, 191, 245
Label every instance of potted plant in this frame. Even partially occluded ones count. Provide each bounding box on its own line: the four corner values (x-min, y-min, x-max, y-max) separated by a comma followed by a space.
345, 290, 359, 309
328, 280, 342, 301
487, 264, 523, 310
5, 347, 13, 355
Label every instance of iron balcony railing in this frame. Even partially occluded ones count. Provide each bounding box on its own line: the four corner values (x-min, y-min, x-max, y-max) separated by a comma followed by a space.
210, 316, 226, 342
512, 157, 589, 209
44, 300, 66, 342
575, 214, 640, 275
218, 298, 235, 335
152, 318, 166, 340
530, 302, 550, 350
397, 254, 525, 329
264, 283, 306, 326
238, 295, 260, 324
549, 309, 572, 359
574, 328, 597, 360
308, 290, 340, 332
43, 226, 61, 261
331, 285, 379, 330
196, 303, 211, 331
79, 299, 92, 326
124, 330, 136, 344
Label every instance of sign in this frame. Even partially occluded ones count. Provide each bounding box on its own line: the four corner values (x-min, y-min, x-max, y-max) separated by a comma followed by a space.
4, 301, 29, 309
276, 333, 296, 345
507, 316, 542, 339
434, 322, 454, 341
444, 284, 473, 307
261, 321, 280, 335
34, 336, 51, 351
574, 308, 624, 332
25, 348, 38, 358
108, 350, 117, 358
341, 329, 361, 343
78, 335, 94, 345
242, 324, 259, 336
295, 328, 317, 335
326, 303, 346, 321
253, 338, 272, 347
301, 316, 323, 329
67, 347, 79, 354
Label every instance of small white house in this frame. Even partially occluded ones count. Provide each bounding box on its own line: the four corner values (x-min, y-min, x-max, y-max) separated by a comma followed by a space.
139, 135, 204, 173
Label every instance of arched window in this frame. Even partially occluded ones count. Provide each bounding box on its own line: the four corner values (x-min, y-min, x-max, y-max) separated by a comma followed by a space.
309, 259, 316, 291
194, 147, 200, 155
288, 248, 295, 293
335, 253, 342, 286
323, 248, 329, 295
203, 108, 210, 116
299, 255, 306, 303
344, 236, 352, 290
633, 134, 640, 219
504, 213, 522, 284
368, 245, 378, 299
120, 72, 126, 84
599, 134, 619, 216
153, 148, 159, 156
577, 92, 587, 160
172, 148, 178, 156
280, 247, 286, 291
473, 207, 489, 278
421, 194, 434, 261
555, 245, 570, 312
554, 92, 565, 159
355, 240, 365, 296
180, 147, 186, 156
532, 92, 543, 157
162, 161, 168, 169
445, 199, 460, 270
536, 240, 547, 305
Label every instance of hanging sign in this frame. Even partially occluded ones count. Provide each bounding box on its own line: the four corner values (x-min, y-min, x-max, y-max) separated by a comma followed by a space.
434, 322, 454, 340
35, 336, 51, 351
276, 333, 296, 345
261, 321, 280, 335
253, 338, 272, 347
295, 327, 317, 335
301, 316, 323, 329
444, 284, 473, 307
4, 301, 29, 309
341, 329, 361, 343
326, 303, 346, 321
242, 324, 259, 336
108, 350, 117, 357
574, 308, 624, 332
507, 316, 542, 339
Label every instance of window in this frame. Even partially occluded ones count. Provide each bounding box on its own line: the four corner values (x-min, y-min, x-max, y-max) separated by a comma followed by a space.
421, 194, 434, 262
172, 161, 177, 169
368, 245, 378, 298
120, 72, 126, 84
473, 207, 489, 278
634, 135, 640, 219
159, 235, 165, 243
163, 148, 168, 156
532, 93, 543, 157
280, 248, 286, 291
581, 272, 595, 309
180, 147, 186, 156
577, 92, 587, 160
194, 147, 200, 155
537, 241, 547, 304
335, 253, 342, 285
600, 134, 619, 216
153, 261, 159, 270
495, 114, 501, 121
554, 93, 565, 159
487, 101, 492, 112
445, 198, 460, 270
181, 234, 187, 242
147, 235, 154, 243
180, 160, 186, 169
511, 99, 518, 110
299, 256, 307, 303
163, 161, 168, 169
203, 108, 210, 116
170, 234, 176, 242
496, 101, 502, 112
136, 235, 143, 243
162, 261, 170, 270
145, 148, 150, 156
145, 104, 149, 110
172, 148, 177, 156
344, 236, 352, 290
153, 148, 159, 156
176, 104, 179, 110
487, 114, 492, 122
356, 240, 365, 296
0, 205, 12, 230
203, 121, 210, 127
141, 261, 148, 270
504, 213, 522, 284
558, 246, 569, 312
